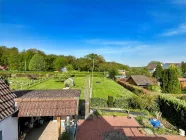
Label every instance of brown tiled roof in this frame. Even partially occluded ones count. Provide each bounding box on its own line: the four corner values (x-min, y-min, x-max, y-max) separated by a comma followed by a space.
129, 75, 154, 86
16, 99, 78, 117
14, 89, 80, 117
0, 79, 16, 121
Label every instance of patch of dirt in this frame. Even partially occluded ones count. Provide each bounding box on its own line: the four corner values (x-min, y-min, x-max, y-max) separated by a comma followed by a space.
102, 131, 128, 140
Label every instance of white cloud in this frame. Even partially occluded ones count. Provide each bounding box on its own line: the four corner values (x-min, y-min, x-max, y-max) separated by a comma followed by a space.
161, 24, 186, 36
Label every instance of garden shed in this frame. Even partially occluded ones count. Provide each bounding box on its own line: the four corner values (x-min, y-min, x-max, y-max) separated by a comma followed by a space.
14, 89, 80, 139
126, 75, 154, 88
178, 78, 186, 89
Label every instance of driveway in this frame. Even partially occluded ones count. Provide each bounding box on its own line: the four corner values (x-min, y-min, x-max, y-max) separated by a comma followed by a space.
25, 121, 58, 140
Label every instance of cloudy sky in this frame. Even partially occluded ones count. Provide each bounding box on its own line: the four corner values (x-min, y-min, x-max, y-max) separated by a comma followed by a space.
0, 0, 186, 66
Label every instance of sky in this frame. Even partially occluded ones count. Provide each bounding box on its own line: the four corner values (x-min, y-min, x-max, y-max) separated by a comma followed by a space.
0, 0, 186, 66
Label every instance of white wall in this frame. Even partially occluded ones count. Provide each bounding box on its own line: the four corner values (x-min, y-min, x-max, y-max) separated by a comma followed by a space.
0, 116, 18, 140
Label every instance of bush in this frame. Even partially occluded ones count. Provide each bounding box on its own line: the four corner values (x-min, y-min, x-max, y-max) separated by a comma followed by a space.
117, 80, 153, 95
114, 97, 132, 109
60, 132, 70, 140
159, 95, 186, 130
108, 95, 114, 107
91, 98, 108, 107
130, 95, 159, 112
148, 85, 162, 92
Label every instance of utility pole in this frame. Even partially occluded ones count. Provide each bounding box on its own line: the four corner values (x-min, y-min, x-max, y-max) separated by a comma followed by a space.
25, 60, 26, 71
90, 59, 94, 98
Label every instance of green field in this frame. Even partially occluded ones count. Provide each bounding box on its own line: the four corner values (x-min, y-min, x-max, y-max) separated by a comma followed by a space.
8, 76, 135, 100
92, 77, 135, 99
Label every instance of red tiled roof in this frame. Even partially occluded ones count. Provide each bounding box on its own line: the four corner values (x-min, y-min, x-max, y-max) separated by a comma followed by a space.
14, 89, 80, 117
16, 99, 77, 117
0, 79, 16, 121
179, 78, 186, 82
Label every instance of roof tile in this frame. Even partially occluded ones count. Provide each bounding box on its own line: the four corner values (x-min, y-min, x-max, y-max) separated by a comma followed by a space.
0, 79, 16, 121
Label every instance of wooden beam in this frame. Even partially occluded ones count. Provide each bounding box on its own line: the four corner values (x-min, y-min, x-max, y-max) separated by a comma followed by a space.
57, 116, 61, 138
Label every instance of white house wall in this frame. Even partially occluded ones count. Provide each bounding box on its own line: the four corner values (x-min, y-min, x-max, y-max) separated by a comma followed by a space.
0, 116, 18, 140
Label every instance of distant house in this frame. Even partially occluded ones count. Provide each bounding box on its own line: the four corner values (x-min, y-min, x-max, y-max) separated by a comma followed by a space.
163, 63, 181, 69
59, 67, 67, 72
126, 75, 154, 87
0, 65, 8, 71
118, 70, 126, 75
147, 63, 157, 74
178, 78, 186, 89
0, 79, 18, 140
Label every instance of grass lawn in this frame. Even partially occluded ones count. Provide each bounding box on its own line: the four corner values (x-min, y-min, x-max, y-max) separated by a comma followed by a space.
8, 76, 135, 100
27, 77, 86, 99
95, 110, 128, 116
92, 77, 135, 99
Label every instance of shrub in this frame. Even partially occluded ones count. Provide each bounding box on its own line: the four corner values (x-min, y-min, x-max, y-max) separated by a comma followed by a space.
148, 85, 162, 92
130, 95, 159, 112
108, 95, 114, 107
91, 98, 108, 107
159, 94, 186, 130
60, 132, 70, 140
114, 97, 133, 109
117, 80, 153, 95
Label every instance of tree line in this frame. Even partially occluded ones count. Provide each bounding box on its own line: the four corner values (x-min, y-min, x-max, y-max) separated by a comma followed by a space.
0, 46, 129, 72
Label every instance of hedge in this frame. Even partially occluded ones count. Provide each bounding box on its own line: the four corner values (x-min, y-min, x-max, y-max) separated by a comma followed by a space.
91, 98, 108, 107
114, 98, 131, 109
117, 80, 155, 95
159, 94, 186, 130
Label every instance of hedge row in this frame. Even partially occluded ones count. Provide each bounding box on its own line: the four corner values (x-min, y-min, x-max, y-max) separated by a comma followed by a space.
159, 95, 186, 130
117, 80, 153, 95
91, 98, 108, 107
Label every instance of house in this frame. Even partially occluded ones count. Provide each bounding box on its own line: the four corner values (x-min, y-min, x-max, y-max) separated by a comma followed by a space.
0, 79, 18, 140
163, 63, 181, 69
118, 70, 126, 75
178, 78, 186, 89
126, 75, 154, 87
14, 89, 80, 139
147, 63, 157, 74
0, 65, 8, 71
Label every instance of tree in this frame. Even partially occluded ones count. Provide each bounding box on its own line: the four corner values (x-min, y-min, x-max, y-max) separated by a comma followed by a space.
181, 61, 186, 77
167, 65, 181, 93
161, 69, 169, 93
148, 61, 162, 65
54, 56, 67, 70
8, 53, 20, 70
45, 54, 57, 71
153, 63, 163, 80
66, 64, 73, 71
161, 65, 181, 94
29, 54, 45, 71
108, 68, 118, 80
127, 67, 151, 77
176, 66, 183, 78
84, 53, 105, 71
